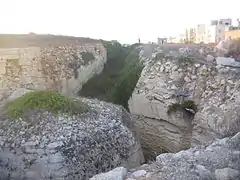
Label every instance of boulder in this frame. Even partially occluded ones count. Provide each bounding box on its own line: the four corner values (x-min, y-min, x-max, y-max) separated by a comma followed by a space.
89, 167, 127, 180
91, 132, 240, 180
129, 50, 240, 157
0, 89, 144, 180
206, 54, 215, 62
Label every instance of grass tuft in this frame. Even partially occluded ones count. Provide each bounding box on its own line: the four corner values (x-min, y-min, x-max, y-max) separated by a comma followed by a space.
4, 90, 88, 119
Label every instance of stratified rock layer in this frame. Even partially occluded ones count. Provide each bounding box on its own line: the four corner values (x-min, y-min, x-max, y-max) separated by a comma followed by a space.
0, 35, 107, 97
129, 50, 240, 156
0, 91, 144, 180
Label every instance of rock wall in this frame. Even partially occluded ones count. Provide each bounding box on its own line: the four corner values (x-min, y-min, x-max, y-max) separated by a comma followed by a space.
90, 132, 240, 180
0, 36, 107, 97
0, 89, 144, 180
129, 53, 240, 156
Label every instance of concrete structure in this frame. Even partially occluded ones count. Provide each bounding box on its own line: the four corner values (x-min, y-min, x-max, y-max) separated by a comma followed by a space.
185, 28, 196, 43
225, 27, 240, 40
208, 19, 232, 43
171, 34, 186, 43
195, 24, 207, 43
157, 38, 167, 45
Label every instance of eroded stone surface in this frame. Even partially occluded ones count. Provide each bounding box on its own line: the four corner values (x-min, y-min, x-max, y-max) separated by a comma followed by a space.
0, 36, 107, 98
129, 47, 240, 156
0, 91, 144, 180
91, 132, 240, 180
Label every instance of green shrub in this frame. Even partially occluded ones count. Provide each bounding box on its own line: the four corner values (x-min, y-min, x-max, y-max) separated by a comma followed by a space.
182, 100, 197, 112
5, 90, 88, 119
79, 42, 143, 110
167, 100, 197, 116
108, 50, 143, 109
178, 56, 194, 65
81, 52, 95, 65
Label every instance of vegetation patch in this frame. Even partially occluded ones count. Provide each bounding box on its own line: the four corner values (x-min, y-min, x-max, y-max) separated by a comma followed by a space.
154, 52, 165, 59
4, 90, 88, 119
182, 100, 197, 111
167, 100, 197, 117
81, 52, 95, 65
178, 56, 194, 66
108, 50, 144, 109
79, 41, 143, 110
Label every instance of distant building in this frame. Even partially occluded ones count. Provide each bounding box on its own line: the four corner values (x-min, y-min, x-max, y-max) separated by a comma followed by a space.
225, 27, 240, 40
185, 28, 196, 43
195, 24, 207, 43
208, 19, 232, 43
157, 37, 167, 45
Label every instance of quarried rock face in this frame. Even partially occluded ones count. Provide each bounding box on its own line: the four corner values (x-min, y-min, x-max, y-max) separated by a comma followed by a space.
129, 52, 240, 156
0, 35, 107, 97
0, 92, 144, 180
90, 132, 240, 180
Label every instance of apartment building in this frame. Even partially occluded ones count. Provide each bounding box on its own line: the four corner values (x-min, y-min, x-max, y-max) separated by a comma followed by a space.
208, 19, 232, 43
195, 24, 207, 43
225, 26, 240, 40
185, 28, 196, 43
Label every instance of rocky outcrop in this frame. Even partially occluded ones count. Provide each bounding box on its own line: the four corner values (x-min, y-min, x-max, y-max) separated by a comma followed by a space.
90, 132, 240, 180
0, 35, 107, 97
129, 50, 240, 157
0, 90, 144, 180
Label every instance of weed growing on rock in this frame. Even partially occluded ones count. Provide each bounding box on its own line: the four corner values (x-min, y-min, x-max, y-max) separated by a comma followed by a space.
81, 52, 95, 65
178, 56, 194, 66
167, 100, 197, 117
182, 100, 197, 112
4, 90, 88, 119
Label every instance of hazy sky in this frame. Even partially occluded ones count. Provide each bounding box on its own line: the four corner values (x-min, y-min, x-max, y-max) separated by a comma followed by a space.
0, 0, 239, 44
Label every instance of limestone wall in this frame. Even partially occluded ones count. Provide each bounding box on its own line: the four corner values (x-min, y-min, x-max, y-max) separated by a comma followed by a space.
129, 54, 240, 156
0, 43, 107, 97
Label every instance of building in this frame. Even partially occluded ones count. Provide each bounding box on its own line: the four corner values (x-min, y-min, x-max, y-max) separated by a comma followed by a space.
157, 37, 167, 44
185, 28, 196, 43
195, 24, 207, 43
208, 19, 232, 43
225, 27, 240, 40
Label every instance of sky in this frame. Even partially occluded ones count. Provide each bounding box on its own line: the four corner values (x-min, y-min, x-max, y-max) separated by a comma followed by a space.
0, 0, 239, 44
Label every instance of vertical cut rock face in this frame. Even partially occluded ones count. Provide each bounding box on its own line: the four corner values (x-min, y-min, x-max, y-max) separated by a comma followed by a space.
0, 90, 144, 180
0, 35, 107, 97
129, 51, 240, 157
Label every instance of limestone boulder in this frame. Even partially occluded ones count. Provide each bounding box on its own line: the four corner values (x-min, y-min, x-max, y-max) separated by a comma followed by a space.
128, 58, 193, 157
0, 90, 144, 180
129, 49, 240, 157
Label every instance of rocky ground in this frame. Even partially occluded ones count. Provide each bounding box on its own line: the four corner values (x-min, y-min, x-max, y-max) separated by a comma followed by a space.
0, 89, 144, 180
0, 42, 240, 180
129, 44, 240, 159
90, 132, 240, 180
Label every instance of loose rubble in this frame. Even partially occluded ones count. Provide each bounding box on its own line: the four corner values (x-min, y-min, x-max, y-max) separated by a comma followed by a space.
0, 89, 144, 180
90, 132, 240, 180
